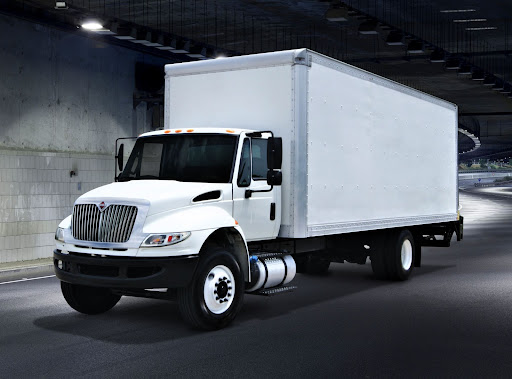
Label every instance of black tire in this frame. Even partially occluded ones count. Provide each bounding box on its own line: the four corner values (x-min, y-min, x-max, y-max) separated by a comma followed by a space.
371, 229, 415, 281
61, 282, 121, 315
413, 235, 422, 268
177, 249, 244, 330
296, 253, 331, 275
386, 229, 415, 281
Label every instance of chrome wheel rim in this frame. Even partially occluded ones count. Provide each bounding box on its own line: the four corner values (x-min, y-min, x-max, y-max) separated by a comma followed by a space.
203, 265, 235, 314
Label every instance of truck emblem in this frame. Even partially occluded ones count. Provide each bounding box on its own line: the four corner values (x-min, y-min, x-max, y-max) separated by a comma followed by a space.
98, 201, 106, 211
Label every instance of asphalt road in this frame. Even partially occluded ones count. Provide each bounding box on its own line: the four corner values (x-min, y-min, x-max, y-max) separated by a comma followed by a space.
1, 189, 512, 378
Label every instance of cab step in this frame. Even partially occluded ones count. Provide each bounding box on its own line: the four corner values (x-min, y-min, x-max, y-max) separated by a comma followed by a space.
250, 251, 290, 259
249, 285, 297, 296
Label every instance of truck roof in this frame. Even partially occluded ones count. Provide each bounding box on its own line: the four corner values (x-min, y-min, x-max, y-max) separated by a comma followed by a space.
139, 128, 249, 138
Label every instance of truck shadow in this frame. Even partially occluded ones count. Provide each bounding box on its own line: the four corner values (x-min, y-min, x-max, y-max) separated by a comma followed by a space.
33, 300, 204, 343
237, 263, 454, 322
33, 263, 453, 343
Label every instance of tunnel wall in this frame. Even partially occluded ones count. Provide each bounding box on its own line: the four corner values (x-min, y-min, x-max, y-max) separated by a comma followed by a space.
0, 14, 167, 263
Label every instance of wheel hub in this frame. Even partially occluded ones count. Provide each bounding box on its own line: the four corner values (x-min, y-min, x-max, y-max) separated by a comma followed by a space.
216, 280, 229, 298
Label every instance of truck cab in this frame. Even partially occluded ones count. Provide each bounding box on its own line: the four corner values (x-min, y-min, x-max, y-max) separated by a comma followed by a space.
54, 128, 286, 329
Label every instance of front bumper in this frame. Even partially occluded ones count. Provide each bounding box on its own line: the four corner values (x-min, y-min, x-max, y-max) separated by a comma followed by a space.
54, 249, 199, 289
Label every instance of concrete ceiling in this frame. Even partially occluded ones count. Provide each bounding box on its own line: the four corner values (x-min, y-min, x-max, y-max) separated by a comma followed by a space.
3, 0, 512, 161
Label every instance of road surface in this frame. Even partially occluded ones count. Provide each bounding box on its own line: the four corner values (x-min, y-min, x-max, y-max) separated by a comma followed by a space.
1, 189, 511, 378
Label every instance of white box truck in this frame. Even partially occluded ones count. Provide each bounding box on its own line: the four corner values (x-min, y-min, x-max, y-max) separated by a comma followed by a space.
54, 49, 463, 329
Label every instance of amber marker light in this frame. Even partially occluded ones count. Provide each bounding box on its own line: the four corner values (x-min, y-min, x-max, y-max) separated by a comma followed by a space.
175, 130, 182, 133
187, 129, 194, 132
226, 130, 235, 133
164, 130, 171, 134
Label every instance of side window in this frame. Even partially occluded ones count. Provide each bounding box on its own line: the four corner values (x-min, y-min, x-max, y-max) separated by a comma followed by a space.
237, 138, 251, 187
252, 138, 268, 180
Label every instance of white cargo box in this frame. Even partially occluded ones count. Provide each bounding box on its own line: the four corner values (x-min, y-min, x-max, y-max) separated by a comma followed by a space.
165, 49, 458, 239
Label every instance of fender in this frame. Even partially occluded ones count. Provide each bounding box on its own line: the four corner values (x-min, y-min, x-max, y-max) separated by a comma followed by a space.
143, 205, 250, 280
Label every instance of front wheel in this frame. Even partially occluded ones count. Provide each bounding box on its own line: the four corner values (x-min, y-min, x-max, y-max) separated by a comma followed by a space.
178, 249, 244, 330
61, 282, 121, 315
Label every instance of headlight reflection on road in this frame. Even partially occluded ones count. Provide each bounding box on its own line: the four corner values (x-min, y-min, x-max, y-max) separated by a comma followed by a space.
459, 189, 512, 226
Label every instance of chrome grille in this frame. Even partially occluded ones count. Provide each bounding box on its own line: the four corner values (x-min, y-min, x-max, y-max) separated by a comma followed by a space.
72, 204, 138, 243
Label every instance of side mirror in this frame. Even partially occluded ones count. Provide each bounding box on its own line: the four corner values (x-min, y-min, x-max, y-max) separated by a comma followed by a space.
116, 144, 124, 172
267, 137, 282, 170
267, 169, 282, 186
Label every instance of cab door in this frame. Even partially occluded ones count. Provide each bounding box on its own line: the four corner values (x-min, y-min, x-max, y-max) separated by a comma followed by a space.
232, 136, 280, 241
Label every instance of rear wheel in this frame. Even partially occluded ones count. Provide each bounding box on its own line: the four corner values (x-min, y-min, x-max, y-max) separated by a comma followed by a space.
61, 282, 121, 315
371, 229, 415, 281
178, 249, 244, 330
387, 229, 414, 280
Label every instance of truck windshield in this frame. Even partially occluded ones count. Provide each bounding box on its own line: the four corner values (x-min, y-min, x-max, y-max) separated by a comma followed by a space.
118, 134, 238, 183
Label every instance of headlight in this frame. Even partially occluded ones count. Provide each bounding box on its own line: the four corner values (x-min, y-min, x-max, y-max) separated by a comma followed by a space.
141, 232, 191, 247
55, 227, 65, 242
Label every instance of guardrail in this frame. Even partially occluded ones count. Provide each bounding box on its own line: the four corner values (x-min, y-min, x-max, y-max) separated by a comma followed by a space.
474, 180, 512, 188
459, 170, 512, 174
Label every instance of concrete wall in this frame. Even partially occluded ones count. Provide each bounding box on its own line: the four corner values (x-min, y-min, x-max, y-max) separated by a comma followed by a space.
0, 14, 168, 263
0, 150, 112, 262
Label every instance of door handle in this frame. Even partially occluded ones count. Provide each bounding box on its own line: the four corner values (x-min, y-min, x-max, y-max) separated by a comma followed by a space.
270, 203, 276, 220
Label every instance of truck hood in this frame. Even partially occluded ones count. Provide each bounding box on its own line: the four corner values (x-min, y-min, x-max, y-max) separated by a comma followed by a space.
77, 180, 231, 216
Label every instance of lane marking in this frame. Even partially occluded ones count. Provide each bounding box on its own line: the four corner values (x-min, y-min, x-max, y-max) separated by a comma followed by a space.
0, 275, 56, 285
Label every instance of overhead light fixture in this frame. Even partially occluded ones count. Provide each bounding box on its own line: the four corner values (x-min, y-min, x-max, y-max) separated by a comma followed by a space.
440, 9, 476, 13
80, 19, 114, 34
111, 23, 135, 40
203, 48, 219, 59
81, 21, 104, 31
430, 49, 446, 63
187, 45, 207, 58
140, 32, 162, 47
492, 82, 504, 91
358, 20, 378, 35
466, 26, 497, 31
453, 18, 487, 23
458, 127, 481, 154
123, 29, 157, 44
471, 69, 485, 80
407, 40, 424, 53
127, 29, 150, 44
483, 75, 495, 86
386, 31, 404, 45
170, 39, 190, 53
155, 35, 174, 50
458, 63, 472, 75
445, 57, 460, 70
500, 85, 512, 94
325, 6, 348, 22
55, 1, 68, 9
